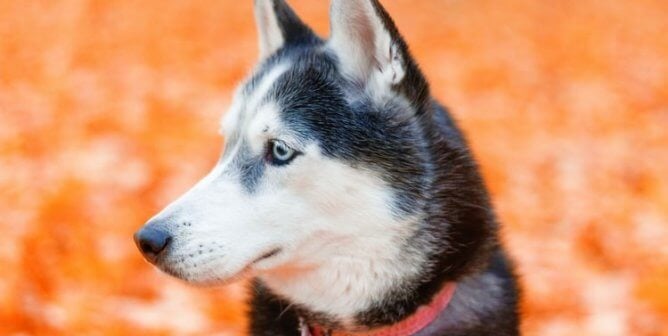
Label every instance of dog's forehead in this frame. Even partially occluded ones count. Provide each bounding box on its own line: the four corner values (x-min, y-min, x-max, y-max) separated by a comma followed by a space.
216, 48, 427, 215
221, 62, 291, 139
222, 50, 345, 145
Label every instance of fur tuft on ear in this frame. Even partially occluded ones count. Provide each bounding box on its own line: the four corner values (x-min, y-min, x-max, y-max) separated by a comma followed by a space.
254, 0, 318, 60
328, 0, 429, 107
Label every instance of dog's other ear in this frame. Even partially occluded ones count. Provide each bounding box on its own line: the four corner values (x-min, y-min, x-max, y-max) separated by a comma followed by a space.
254, 0, 317, 60
328, 0, 428, 107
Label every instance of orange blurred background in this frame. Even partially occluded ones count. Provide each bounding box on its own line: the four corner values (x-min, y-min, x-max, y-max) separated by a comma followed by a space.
1, 0, 668, 335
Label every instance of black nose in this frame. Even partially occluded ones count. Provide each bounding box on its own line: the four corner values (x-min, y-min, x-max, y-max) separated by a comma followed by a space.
134, 227, 172, 262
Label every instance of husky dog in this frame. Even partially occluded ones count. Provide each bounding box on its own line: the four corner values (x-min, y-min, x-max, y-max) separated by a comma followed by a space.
134, 0, 520, 335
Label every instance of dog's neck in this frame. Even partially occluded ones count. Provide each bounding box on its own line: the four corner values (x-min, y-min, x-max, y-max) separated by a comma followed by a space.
305, 282, 457, 336
256, 251, 513, 334
258, 229, 432, 330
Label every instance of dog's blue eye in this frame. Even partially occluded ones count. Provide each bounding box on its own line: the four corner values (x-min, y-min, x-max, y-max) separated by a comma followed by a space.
267, 140, 299, 166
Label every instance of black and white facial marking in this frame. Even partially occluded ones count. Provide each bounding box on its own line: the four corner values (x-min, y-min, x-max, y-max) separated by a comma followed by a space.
136, 0, 505, 332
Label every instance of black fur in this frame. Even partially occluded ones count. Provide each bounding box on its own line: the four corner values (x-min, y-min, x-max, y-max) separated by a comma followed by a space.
248, 279, 301, 336
268, 0, 319, 48
243, 0, 520, 334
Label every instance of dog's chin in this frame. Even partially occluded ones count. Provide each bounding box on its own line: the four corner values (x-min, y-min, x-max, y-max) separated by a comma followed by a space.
155, 247, 284, 287
163, 265, 254, 287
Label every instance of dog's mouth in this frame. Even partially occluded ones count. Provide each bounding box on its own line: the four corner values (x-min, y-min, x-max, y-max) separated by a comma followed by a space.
157, 247, 283, 285
252, 247, 282, 265
155, 246, 284, 285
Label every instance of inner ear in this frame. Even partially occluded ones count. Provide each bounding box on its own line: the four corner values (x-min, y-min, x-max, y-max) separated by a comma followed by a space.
254, 0, 318, 60
328, 0, 406, 85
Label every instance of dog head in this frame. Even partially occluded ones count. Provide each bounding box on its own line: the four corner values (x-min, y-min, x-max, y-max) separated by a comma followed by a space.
135, 0, 451, 322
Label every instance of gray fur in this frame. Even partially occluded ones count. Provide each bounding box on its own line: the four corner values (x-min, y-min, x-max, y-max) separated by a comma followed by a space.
244, 0, 521, 334
135, 0, 521, 335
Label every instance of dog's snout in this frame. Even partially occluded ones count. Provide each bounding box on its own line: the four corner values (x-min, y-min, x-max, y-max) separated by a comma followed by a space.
134, 226, 172, 262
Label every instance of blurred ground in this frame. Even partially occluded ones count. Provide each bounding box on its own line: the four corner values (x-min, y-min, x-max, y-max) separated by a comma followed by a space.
1, 0, 668, 335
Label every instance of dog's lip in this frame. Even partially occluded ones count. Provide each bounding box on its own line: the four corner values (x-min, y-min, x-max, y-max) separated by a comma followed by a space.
251, 247, 282, 265
153, 247, 283, 285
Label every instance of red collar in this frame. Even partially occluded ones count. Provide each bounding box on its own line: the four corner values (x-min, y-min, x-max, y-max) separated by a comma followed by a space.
302, 282, 457, 336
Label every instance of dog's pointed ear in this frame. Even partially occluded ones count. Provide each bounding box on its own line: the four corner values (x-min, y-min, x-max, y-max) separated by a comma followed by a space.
328, 0, 428, 106
327, 1, 407, 82
254, 0, 316, 60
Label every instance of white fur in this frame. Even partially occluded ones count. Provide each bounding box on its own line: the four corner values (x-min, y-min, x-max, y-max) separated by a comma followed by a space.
220, 87, 244, 136
247, 102, 281, 152
328, 0, 406, 102
220, 63, 290, 138
258, 149, 426, 324
246, 63, 290, 117
147, 1, 425, 324
255, 0, 285, 60
149, 60, 425, 321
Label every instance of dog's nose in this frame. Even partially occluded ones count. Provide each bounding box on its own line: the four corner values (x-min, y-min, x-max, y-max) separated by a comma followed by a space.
134, 227, 172, 262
